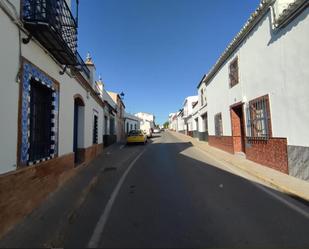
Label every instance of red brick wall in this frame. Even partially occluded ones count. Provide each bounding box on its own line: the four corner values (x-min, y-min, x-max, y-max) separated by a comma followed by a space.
0, 142, 105, 238
84, 143, 103, 164
0, 153, 74, 238
77, 143, 103, 165
208, 136, 234, 154
246, 138, 288, 174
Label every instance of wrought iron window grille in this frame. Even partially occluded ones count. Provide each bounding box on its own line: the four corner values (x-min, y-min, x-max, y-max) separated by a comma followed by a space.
229, 57, 239, 87
246, 95, 271, 142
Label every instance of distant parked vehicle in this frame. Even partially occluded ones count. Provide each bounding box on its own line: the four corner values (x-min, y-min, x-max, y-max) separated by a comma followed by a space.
140, 121, 153, 138
127, 130, 147, 145
153, 128, 160, 133
142, 128, 152, 138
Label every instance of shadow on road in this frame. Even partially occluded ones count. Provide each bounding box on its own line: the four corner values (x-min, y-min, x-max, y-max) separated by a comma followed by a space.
1, 140, 309, 248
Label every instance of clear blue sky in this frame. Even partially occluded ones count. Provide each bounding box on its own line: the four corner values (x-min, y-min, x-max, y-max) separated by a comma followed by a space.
77, 0, 260, 125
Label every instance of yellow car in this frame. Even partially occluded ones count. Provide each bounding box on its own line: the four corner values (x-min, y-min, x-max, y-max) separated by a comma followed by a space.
127, 130, 147, 144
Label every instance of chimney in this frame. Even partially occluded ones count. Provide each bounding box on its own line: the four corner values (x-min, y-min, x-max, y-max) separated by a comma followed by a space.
85, 52, 96, 89
95, 75, 104, 98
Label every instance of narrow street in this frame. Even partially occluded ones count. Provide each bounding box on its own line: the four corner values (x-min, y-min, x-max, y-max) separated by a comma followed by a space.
1, 131, 309, 248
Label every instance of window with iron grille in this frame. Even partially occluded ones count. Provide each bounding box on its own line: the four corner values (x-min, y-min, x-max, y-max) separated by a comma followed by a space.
246, 95, 272, 140
229, 57, 239, 87
93, 114, 98, 144
29, 79, 53, 162
214, 113, 223, 136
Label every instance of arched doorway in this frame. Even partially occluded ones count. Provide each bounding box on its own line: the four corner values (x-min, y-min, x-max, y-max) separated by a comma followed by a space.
73, 95, 85, 164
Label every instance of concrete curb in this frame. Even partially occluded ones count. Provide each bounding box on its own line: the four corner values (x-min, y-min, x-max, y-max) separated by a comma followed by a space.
169, 131, 309, 202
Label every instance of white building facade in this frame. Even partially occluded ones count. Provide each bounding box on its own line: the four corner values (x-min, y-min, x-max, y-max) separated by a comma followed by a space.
168, 113, 178, 131
197, 0, 309, 180
0, 0, 109, 174
102, 89, 117, 146
135, 112, 156, 137
181, 96, 198, 136
125, 113, 141, 134
0, 0, 124, 237
176, 109, 185, 133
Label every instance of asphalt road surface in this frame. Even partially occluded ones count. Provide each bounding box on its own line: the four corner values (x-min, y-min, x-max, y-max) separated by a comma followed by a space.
1, 131, 309, 248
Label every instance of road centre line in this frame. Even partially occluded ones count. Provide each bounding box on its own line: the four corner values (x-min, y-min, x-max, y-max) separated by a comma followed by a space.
87, 148, 147, 248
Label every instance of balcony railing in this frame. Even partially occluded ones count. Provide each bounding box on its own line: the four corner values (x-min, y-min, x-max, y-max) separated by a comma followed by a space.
22, 0, 81, 67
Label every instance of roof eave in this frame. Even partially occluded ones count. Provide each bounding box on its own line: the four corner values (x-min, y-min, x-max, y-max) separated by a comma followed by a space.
201, 0, 274, 87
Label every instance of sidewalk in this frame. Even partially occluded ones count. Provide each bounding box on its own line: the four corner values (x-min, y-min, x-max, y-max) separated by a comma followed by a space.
0, 142, 141, 246
169, 131, 309, 201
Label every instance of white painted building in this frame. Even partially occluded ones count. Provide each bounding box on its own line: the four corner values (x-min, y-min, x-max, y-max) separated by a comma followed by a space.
102, 88, 117, 146
191, 101, 199, 138
107, 91, 126, 142
135, 112, 155, 123
195, 0, 309, 180
0, 0, 121, 237
181, 96, 198, 136
168, 113, 178, 131
125, 113, 141, 134
176, 109, 185, 133
135, 112, 156, 137
195, 75, 209, 141
0, 0, 109, 175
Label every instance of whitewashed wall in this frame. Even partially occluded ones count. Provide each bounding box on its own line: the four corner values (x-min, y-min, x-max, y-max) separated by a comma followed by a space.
22, 41, 104, 155
183, 96, 198, 117
0, 4, 105, 174
125, 119, 140, 133
206, 8, 309, 147
198, 84, 207, 110
177, 116, 185, 132
207, 58, 233, 137
0, 8, 20, 173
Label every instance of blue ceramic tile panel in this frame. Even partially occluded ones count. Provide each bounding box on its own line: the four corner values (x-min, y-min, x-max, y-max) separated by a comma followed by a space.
20, 62, 59, 165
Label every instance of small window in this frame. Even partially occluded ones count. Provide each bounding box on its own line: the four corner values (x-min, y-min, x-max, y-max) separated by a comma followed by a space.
247, 95, 272, 140
214, 113, 223, 136
93, 114, 98, 144
134, 124, 137, 130
229, 57, 239, 87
